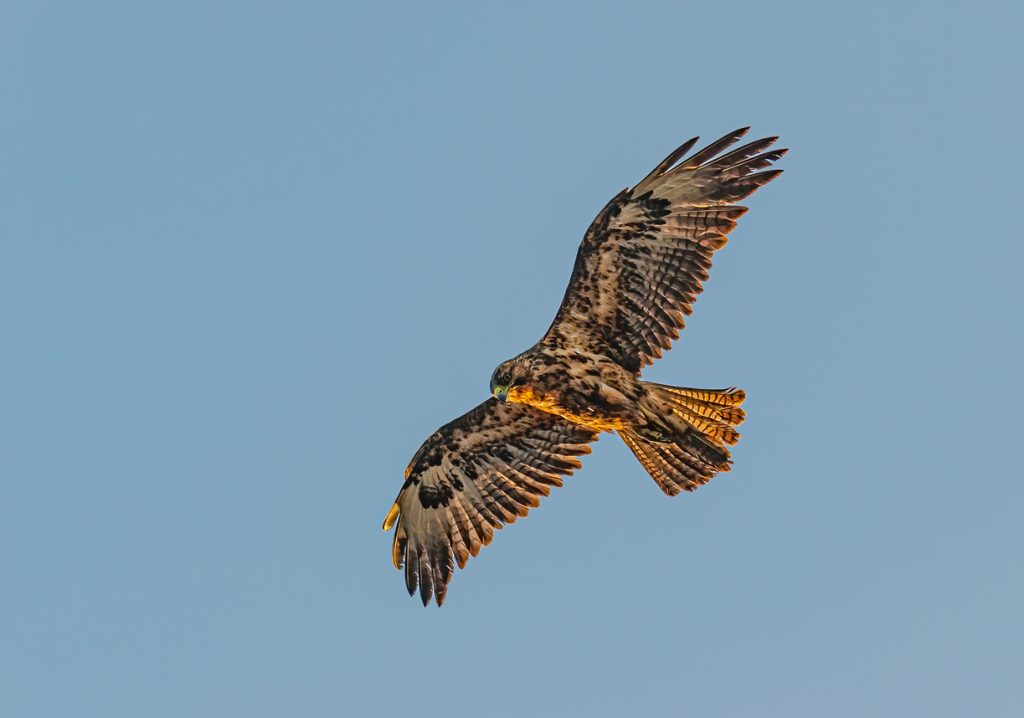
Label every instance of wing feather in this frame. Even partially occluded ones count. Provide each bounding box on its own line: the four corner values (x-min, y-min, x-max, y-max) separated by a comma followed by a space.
678, 127, 751, 169
383, 399, 598, 606
542, 129, 785, 373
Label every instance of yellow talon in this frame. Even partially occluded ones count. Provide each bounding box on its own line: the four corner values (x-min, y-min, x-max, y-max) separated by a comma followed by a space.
382, 502, 400, 531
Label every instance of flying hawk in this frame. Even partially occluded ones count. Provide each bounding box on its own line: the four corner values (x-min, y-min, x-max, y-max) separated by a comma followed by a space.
382, 128, 785, 605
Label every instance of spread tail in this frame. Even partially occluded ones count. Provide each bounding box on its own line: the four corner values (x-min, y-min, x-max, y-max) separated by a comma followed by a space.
619, 383, 746, 496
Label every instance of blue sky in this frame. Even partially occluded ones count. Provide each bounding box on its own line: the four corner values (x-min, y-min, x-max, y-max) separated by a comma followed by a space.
2, 1, 1022, 716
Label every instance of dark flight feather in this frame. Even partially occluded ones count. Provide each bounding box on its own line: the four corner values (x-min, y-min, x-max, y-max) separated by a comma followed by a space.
384, 400, 597, 606
541, 128, 786, 373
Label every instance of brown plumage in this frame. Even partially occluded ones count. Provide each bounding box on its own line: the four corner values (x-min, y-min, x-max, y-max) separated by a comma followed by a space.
383, 128, 785, 605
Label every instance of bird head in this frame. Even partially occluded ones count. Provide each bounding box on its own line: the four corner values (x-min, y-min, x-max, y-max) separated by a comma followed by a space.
489, 356, 527, 403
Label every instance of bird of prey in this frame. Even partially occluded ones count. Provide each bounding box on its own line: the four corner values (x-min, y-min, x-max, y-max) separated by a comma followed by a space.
382, 128, 785, 605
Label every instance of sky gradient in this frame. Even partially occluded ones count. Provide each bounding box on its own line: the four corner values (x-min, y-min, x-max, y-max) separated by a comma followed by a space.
2, 1, 1022, 716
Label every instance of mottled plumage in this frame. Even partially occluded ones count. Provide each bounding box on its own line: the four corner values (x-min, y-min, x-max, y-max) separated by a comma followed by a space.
384, 128, 785, 605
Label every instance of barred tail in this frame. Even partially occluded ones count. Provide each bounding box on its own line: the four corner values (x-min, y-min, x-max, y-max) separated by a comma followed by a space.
618, 383, 746, 496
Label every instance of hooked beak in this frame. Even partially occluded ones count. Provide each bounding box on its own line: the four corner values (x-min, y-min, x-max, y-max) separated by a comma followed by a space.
493, 386, 509, 403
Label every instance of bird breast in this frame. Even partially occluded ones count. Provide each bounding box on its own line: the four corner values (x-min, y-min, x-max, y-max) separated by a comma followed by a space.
506, 385, 629, 432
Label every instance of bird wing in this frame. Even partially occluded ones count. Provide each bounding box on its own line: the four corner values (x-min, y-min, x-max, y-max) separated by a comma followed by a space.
382, 398, 598, 606
541, 128, 785, 374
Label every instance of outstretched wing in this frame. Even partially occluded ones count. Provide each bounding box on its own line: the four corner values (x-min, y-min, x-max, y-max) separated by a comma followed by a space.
382, 399, 598, 606
542, 128, 785, 374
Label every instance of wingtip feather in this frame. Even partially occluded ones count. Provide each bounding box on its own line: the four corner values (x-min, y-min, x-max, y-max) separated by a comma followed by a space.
382, 502, 400, 531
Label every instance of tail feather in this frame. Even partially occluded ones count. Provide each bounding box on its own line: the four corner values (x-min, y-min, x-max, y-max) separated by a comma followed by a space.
652, 385, 746, 406
671, 396, 746, 426
619, 382, 746, 496
619, 430, 725, 496
658, 397, 743, 446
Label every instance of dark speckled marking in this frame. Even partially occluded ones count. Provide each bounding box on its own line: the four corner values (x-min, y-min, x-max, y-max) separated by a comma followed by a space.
419, 481, 455, 509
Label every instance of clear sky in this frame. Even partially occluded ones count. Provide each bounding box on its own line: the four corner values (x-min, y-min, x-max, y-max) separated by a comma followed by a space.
2, 1, 1022, 716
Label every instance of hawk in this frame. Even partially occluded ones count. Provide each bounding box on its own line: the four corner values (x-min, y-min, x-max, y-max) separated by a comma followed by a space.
382, 128, 785, 605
